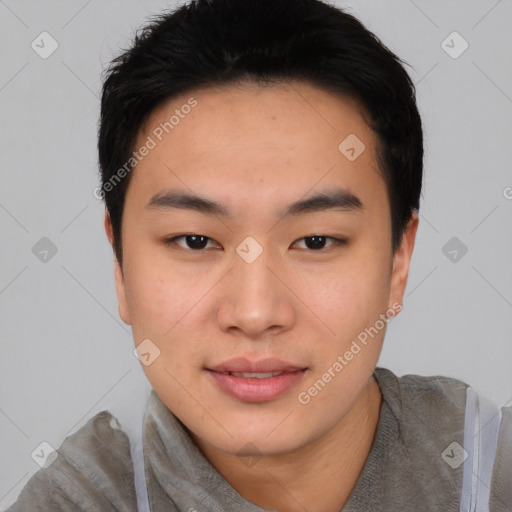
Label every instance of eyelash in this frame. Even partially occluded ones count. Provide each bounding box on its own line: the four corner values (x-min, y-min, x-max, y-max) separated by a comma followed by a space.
164, 234, 347, 251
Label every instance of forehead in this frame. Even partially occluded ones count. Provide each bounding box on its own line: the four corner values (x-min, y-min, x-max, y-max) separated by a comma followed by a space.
128, 81, 387, 219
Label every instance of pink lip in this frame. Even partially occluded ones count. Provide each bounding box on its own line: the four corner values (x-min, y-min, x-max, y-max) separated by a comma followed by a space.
208, 357, 304, 373
206, 357, 307, 402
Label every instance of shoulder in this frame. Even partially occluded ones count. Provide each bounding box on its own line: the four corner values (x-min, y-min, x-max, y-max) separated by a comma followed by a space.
373, 367, 511, 511
490, 404, 512, 511
6, 410, 137, 512
372, 367, 469, 469
373, 366, 469, 420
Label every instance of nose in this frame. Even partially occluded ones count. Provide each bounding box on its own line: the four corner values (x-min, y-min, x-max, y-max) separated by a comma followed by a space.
216, 243, 296, 340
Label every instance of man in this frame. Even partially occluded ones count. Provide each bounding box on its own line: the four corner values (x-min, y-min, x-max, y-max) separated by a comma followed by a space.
7, 0, 511, 510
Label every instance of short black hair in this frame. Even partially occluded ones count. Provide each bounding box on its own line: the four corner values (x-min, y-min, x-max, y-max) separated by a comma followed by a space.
98, 0, 423, 265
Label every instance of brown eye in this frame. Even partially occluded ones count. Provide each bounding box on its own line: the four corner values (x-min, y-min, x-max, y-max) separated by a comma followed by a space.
292, 236, 346, 250
165, 234, 219, 250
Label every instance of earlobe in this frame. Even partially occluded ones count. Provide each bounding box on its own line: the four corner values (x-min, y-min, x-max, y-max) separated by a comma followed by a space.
388, 210, 419, 312
113, 259, 132, 325
104, 210, 115, 246
104, 211, 132, 325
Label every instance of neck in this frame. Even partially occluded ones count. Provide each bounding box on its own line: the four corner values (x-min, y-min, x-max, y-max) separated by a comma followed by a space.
192, 376, 382, 512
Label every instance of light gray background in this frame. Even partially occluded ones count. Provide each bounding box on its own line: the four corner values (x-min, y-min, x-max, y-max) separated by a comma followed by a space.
1, 0, 511, 508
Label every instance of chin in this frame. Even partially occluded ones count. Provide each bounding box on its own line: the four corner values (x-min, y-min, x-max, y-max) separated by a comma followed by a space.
194, 414, 312, 457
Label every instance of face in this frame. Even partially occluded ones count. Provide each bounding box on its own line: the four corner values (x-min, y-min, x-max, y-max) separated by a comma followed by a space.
105, 81, 418, 457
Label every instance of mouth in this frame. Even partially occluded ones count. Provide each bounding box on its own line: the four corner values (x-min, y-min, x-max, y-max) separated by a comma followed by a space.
215, 371, 291, 379
206, 358, 308, 402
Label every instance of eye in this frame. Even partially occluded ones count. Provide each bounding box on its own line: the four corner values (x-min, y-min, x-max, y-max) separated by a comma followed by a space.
164, 234, 346, 252
165, 234, 221, 250
291, 236, 347, 251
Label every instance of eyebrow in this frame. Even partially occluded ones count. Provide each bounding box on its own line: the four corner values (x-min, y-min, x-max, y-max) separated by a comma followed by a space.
145, 187, 364, 218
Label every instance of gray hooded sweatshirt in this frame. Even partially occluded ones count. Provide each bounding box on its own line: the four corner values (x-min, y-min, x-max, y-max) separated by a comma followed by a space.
6, 367, 512, 511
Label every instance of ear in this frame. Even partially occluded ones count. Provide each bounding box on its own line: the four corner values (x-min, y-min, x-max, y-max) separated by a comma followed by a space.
104, 211, 131, 325
388, 210, 419, 313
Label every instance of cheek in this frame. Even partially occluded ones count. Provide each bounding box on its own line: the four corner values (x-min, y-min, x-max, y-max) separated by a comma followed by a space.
122, 249, 217, 370
121, 246, 189, 340
126, 274, 169, 332
300, 252, 391, 338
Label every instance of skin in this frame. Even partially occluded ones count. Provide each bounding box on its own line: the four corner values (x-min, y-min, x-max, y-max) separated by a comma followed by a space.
105, 80, 418, 511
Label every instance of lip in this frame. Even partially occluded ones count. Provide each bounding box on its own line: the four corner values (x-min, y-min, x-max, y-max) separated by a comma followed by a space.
206, 357, 307, 402
208, 357, 305, 374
